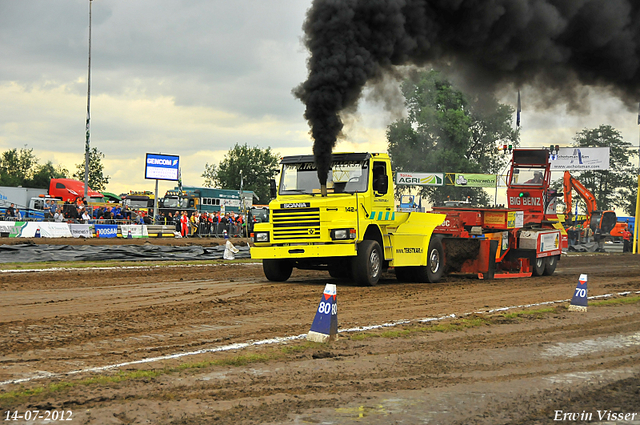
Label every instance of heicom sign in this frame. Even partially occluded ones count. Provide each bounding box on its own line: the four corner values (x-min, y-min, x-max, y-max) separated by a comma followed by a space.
145, 153, 180, 181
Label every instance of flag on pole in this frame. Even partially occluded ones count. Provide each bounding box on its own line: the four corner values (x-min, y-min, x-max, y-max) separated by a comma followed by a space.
516, 90, 521, 127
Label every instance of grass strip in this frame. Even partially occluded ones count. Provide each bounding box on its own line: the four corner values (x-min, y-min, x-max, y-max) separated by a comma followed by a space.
590, 295, 640, 307
350, 316, 490, 341
502, 307, 555, 319
0, 343, 321, 406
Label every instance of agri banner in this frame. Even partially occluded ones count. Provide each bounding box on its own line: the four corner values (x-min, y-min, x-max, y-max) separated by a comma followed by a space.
95, 224, 118, 238
10, 222, 73, 238
395, 172, 444, 186
550, 147, 610, 171
69, 224, 92, 238
120, 225, 149, 239
454, 174, 497, 188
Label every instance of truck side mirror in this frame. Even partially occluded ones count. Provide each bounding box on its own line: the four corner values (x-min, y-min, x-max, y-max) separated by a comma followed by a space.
269, 179, 277, 199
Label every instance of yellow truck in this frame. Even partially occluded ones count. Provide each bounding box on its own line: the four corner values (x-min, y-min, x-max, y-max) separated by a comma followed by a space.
250, 152, 446, 286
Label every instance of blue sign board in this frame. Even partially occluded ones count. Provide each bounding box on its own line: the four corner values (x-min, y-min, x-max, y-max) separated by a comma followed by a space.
145, 153, 179, 181
95, 224, 118, 238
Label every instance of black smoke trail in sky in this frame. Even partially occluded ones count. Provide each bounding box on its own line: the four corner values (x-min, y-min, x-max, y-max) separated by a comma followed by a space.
294, 0, 640, 186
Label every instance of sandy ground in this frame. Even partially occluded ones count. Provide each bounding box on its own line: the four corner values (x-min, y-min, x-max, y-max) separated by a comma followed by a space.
1, 239, 639, 424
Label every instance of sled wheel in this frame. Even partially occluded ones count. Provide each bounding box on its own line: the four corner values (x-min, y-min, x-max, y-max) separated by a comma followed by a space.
543, 255, 559, 276
532, 257, 545, 276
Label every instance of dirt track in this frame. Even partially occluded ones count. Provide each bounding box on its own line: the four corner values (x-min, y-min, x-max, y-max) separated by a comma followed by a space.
1, 239, 639, 424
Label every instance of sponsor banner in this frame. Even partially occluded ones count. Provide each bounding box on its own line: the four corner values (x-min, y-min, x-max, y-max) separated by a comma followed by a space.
0, 223, 15, 234
69, 224, 92, 238
540, 231, 561, 252
8, 222, 26, 238
550, 147, 610, 170
395, 172, 444, 186
454, 174, 497, 188
95, 224, 118, 238
12, 222, 73, 238
121, 225, 149, 238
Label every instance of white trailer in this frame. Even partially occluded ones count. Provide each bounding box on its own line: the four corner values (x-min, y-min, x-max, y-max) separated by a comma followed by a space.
0, 186, 48, 219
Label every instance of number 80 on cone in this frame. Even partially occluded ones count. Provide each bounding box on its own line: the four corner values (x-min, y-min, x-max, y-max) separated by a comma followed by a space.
318, 301, 337, 315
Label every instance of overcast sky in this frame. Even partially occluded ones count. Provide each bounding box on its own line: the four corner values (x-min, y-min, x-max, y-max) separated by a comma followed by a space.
1, 0, 638, 197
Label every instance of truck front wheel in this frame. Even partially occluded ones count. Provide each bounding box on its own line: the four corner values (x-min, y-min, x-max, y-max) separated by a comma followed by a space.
263, 259, 293, 282
352, 240, 382, 286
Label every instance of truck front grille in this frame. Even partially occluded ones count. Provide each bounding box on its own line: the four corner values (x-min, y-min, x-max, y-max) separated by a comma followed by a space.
272, 207, 321, 241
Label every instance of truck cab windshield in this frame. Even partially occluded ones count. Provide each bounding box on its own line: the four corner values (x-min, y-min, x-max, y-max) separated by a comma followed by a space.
279, 160, 369, 195
510, 167, 545, 186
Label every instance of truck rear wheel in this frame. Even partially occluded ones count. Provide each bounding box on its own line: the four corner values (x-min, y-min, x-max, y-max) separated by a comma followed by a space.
543, 255, 558, 275
394, 267, 413, 282
412, 237, 444, 283
328, 259, 351, 279
533, 257, 545, 276
263, 259, 293, 282
352, 240, 382, 286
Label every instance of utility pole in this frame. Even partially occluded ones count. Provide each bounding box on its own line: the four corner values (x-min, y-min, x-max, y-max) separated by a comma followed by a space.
84, 0, 93, 199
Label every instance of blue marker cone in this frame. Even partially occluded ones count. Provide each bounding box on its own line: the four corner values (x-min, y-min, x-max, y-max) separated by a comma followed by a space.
127, 229, 132, 239
307, 284, 338, 343
568, 274, 588, 312
34, 228, 41, 238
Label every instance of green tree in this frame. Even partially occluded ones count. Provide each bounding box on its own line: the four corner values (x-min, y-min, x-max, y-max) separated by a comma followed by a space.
202, 143, 280, 203
0, 147, 38, 186
387, 70, 518, 206
568, 125, 637, 215
202, 162, 217, 188
0, 147, 67, 188
73, 147, 110, 192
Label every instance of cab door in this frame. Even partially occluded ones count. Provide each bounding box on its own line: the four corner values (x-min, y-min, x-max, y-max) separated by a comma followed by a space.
363, 160, 395, 258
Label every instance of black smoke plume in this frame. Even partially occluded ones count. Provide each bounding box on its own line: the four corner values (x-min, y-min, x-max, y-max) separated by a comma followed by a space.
294, 0, 640, 185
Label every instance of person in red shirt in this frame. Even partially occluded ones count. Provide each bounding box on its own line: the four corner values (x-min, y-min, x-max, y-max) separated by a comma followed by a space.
622, 227, 633, 252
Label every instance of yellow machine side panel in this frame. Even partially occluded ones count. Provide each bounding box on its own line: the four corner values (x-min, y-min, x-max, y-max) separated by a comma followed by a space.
389, 212, 446, 267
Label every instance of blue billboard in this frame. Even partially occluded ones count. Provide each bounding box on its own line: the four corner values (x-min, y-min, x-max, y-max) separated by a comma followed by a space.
145, 153, 179, 181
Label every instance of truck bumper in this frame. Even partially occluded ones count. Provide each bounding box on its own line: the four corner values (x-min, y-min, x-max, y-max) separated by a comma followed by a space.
251, 243, 357, 260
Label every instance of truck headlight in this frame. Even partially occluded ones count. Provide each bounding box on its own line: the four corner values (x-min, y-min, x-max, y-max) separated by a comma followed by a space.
254, 232, 270, 242
331, 228, 356, 240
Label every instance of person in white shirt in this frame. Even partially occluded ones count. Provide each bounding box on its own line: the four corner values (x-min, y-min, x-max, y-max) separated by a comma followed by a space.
54, 210, 64, 222
81, 208, 91, 224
